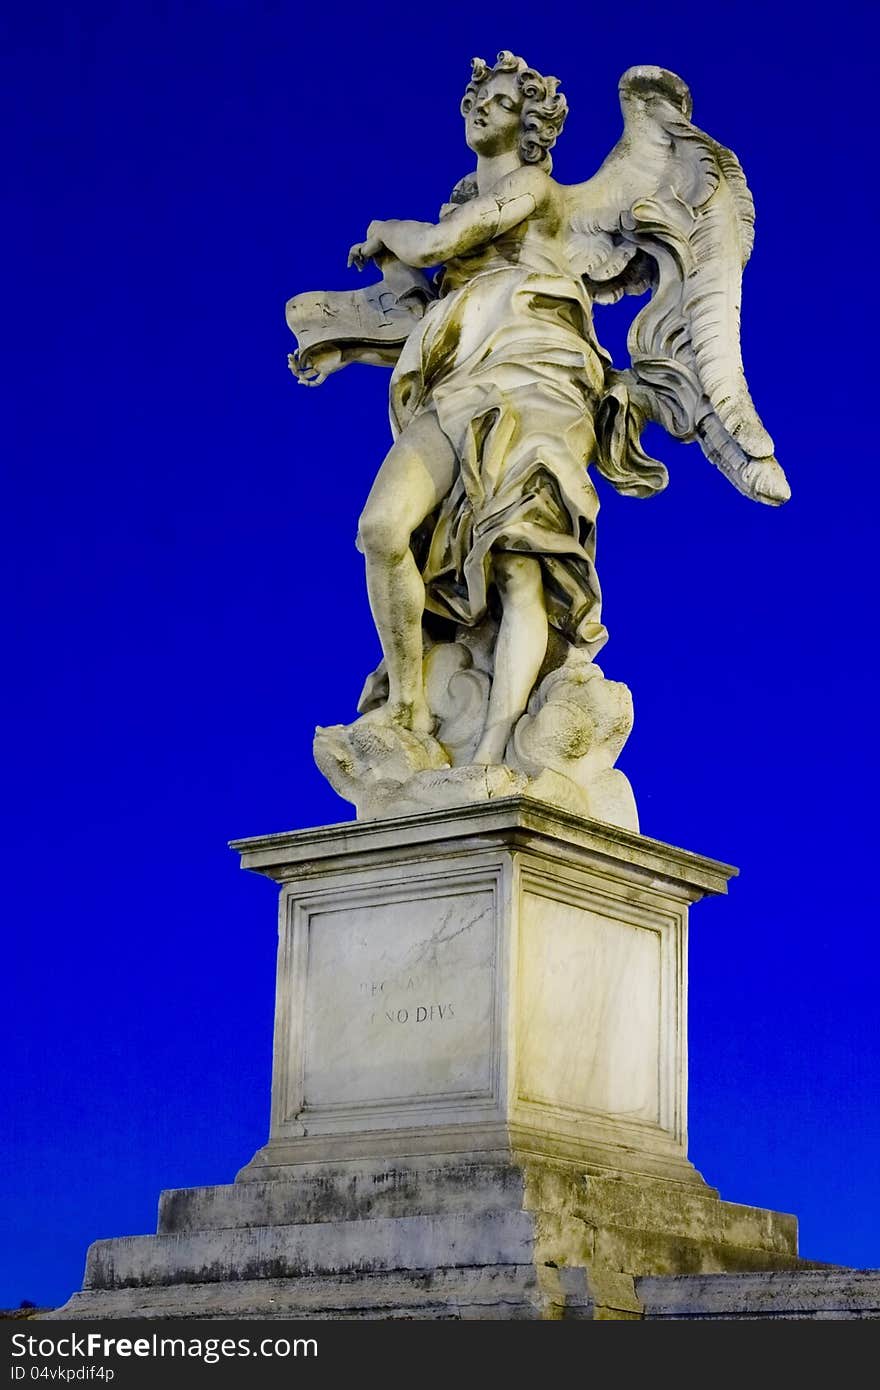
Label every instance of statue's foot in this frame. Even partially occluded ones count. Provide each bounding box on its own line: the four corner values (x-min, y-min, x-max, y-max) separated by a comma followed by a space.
358, 699, 436, 737
472, 719, 513, 767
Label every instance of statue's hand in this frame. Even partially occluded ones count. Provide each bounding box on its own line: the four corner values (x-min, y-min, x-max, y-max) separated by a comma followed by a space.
348, 225, 386, 270
288, 348, 342, 386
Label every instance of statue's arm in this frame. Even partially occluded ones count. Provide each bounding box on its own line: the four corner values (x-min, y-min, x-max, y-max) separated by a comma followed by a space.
356, 167, 547, 270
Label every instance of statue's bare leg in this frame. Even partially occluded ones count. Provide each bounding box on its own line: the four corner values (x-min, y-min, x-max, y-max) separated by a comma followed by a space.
358, 411, 456, 733
473, 553, 548, 764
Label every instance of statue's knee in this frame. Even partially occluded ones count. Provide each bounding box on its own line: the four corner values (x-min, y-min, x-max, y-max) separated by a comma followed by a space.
358, 506, 407, 563
496, 552, 542, 597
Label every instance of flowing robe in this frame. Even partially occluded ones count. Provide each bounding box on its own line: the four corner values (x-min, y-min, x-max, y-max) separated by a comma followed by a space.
388, 233, 610, 658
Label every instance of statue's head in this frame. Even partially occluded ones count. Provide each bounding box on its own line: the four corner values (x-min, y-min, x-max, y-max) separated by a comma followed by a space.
461, 51, 567, 170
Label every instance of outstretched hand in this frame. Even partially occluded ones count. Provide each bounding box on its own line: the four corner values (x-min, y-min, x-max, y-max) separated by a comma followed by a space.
348, 222, 386, 270
347, 240, 381, 270
287, 348, 342, 387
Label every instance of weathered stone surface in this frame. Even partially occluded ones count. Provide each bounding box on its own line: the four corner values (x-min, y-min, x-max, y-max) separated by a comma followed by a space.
231, 800, 733, 1187
638, 1270, 880, 1319
47, 1158, 809, 1321
42, 1266, 595, 1321
83, 1211, 536, 1290
230, 797, 735, 898
156, 1160, 795, 1255
158, 1158, 526, 1233
47, 804, 855, 1322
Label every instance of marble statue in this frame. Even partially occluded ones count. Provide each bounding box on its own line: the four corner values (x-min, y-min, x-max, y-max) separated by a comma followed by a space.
287, 53, 789, 827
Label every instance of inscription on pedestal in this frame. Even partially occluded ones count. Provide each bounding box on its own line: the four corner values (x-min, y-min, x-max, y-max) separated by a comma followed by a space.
357, 977, 456, 1026
300, 886, 496, 1109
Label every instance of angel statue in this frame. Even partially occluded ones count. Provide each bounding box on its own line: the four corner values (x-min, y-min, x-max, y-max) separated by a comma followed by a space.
286, 52, 789, 828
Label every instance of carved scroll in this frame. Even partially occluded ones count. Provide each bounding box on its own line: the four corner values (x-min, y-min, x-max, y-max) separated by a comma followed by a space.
286, 255, 435, 385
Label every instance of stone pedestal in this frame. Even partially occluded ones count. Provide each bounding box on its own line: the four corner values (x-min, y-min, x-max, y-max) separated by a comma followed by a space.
236, 797, 727, 1185
49, 799, 819, 1321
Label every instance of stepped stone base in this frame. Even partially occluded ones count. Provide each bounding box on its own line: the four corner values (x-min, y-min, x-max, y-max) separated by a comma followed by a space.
638, 1270, 880, 1319
42, 803, 875, 1320
46, 1155, 809, 1321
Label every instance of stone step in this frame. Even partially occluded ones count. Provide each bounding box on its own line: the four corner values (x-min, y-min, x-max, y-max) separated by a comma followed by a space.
45, 1264, 596, 1320
157, 1159, 798, 1263
85, 1210, 536, 1291
159, 1159, 526, 1233
637, 1269, 880, 1319
563, 1171, 799, 1258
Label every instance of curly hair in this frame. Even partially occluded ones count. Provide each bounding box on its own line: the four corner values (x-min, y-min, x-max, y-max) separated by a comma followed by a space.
461, 50, 568, 172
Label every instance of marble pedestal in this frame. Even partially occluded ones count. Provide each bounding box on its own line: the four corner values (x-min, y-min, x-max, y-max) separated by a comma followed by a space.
49, 799, 814, 1320
238, 797, 726, 1184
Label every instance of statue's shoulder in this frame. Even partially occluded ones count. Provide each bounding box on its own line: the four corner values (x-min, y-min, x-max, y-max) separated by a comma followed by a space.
497, 163, 558, 208
448, 166, 557, 210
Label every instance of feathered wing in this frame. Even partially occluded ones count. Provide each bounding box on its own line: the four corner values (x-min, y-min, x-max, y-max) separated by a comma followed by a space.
565, 65, 790, 506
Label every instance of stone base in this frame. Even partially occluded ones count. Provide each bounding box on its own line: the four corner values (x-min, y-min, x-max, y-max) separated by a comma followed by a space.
46, 1155, 807, 1321
638, 1270, 880, 1319
229, 800, 738, 1189
318, 640, 639, 829
44, 802, 867, 1321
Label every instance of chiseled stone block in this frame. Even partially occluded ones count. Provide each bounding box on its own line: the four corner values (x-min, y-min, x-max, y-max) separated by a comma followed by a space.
637, 1270, 880, 1319
235, 797, 733, 1186
301, 885, 495, 1111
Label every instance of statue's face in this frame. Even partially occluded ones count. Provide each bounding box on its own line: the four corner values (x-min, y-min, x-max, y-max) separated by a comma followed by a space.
464, 72, 523, 157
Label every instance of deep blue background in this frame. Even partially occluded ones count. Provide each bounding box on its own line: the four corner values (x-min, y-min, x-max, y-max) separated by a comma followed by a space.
3, 0, 878, 1308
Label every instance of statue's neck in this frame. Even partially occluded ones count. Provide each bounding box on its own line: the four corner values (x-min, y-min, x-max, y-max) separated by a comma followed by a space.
476, 151, 522, 195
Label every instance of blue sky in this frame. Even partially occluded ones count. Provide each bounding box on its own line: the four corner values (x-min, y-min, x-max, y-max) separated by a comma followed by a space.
2, 0, 878, 1307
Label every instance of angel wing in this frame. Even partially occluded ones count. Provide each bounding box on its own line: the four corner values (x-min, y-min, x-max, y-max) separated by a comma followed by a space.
565, 65, 790, 506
